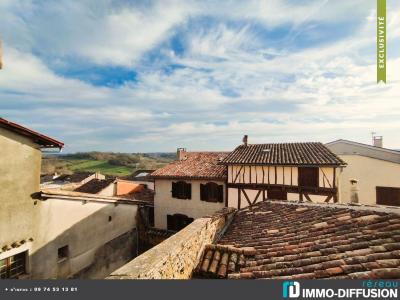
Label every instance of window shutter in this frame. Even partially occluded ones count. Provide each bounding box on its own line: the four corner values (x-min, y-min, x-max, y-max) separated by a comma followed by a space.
217, 185, 224, 202
167, 215, 173, 230
200, 184, 207, 201
171, 182, 177, 198
185, 183, 192, 199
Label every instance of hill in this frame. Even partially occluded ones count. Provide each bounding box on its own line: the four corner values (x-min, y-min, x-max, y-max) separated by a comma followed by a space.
42, 152, 175, 177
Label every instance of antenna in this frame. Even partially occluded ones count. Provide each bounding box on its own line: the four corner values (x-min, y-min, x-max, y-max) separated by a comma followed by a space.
371, 131, 376, 144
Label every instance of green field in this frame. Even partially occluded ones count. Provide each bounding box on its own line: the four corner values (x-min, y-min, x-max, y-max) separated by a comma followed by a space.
66, 159, 133, 176
42, 152, 174, 177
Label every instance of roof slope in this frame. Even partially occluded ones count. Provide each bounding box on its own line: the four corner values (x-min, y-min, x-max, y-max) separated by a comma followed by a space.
221, 142, 346, 166
56, 172, 93, 183
0, 117, 64, 148
74, 178, 115, 194
151, 152, 228, 180
210, 201, 400, 279
326, 139, 400, 164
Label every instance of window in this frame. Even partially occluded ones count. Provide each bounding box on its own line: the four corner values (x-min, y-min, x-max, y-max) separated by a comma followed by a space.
267, 188, 287, 200
0, 251, 27, 279
167, 214, 194, 231
171, 181, 192, 199
57, 245, 69, 262
376, 187, 400, 206
148, 207, 154, 227
298, 167, 319, 188
200, 182, 224, 202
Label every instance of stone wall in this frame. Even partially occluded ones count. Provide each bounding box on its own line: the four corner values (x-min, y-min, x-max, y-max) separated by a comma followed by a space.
108, 208, 236, 279
71, 229, 137, 279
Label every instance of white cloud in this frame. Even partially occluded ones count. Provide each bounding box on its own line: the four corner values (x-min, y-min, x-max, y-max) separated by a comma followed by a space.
1, 0, 400, 152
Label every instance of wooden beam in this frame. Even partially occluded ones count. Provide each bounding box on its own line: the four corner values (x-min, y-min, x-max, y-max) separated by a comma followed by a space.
237, 188, 241, 209
262, 166, 265, 184
324, 195, 333, 203
304, 193, 312, 202
333, 168, 336, 188
290, 167, 293, 186
233, 166, 244, 183
224, 182, 228, 207
227, 183, 337, 196
252, 190, 262, 205
320, 168, 332, 188
242, 189, 252, 206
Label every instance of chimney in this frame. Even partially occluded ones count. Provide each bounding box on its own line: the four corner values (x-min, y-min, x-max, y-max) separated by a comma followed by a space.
242, 135, 248, 146
349, 179, 359, 204
373, 136, 383, 147
177, 148, 187, 161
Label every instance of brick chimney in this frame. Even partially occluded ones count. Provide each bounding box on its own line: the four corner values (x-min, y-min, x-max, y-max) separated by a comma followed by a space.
242, 135, 248, 146
177, 148, 187, 161
373, 136, 383, 147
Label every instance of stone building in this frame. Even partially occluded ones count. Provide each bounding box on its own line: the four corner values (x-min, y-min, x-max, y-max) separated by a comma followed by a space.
326, 139, 400, 206
151, 149, 228, 230
0, 118, 150, 279
150, 138, 346, 232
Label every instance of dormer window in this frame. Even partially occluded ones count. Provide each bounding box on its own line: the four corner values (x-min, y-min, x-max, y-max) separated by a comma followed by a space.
171, 181, 192, 199
200, 182, 223, 203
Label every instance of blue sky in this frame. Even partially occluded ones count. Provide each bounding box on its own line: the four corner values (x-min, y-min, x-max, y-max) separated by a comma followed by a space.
1, 0, 399, 152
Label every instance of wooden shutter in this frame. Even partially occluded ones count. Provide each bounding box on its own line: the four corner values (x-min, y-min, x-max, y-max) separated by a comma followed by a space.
185, 183, 192, 199
376, 187, 400, 206
167, 215, 174, 230
217, 185, 224, 202
200, 184, 207, 201
171, 182, 178, 198
298, 167, 319, 188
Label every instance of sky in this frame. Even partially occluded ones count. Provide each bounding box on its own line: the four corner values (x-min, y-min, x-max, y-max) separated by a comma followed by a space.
0, 0, 399, 153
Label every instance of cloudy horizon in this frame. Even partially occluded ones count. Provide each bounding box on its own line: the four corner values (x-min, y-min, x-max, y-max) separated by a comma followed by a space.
1, 0, 399, 153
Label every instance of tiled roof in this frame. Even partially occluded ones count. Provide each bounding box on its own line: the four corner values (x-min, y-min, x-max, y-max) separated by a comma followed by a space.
123, 170, 155, 182
194, 245, 257, 278
56, 172, 93, 183
221, 143, 346, 166
151, 152, 228, 179
206, 201, 400, 279
121, 187, 155, 204
0, 117, 64, 148
74, 179, 115, 194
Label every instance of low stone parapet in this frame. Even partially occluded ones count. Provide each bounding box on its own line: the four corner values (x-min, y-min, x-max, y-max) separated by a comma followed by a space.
107, 208, 236, 279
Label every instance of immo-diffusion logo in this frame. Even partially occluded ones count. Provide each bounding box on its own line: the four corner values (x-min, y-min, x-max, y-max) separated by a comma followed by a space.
282, 281, 300, 298
281, 280, 398, 299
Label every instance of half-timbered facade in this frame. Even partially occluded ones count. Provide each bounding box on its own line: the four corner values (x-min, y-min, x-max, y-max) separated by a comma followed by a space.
221, 141, 346, 208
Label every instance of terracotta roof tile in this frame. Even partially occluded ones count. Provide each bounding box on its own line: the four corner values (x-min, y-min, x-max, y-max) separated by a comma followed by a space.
221, 142, 346, 166
200, 201, 400, 279
0, 117, 64, 148
121, 187, 154, 205
56, 172, 94, 183
193, 244, 256, 278
74, 178, 115, 194
151, 152, 228, 179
